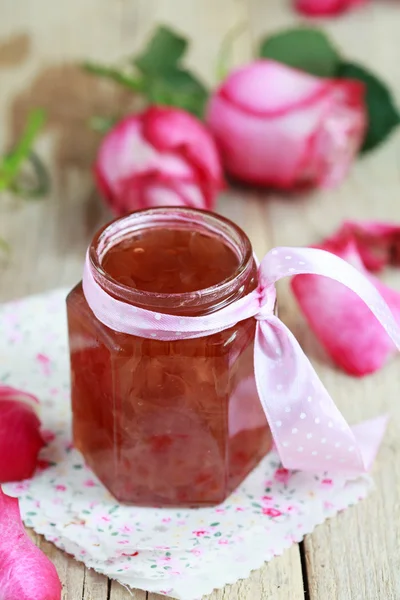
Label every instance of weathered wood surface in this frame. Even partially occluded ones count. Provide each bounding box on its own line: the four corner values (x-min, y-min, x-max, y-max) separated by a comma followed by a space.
1, 0, 400, 598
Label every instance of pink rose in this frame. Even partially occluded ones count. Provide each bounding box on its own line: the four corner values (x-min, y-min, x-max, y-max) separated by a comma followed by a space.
95, 106, 223, 215
0, 386, 45, 483
295, 0, 367, 17
207, 60, 366, 190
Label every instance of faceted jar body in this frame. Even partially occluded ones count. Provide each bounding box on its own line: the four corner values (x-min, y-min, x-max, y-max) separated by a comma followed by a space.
67, 208, 272, 506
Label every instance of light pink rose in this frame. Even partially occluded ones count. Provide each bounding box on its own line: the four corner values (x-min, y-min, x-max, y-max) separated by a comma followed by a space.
95, 106, 224, 215
295, 0, 367, 17
291, 221, 400, 376
0, 488, 62, 600
0, 386, 45, 483
207, 60, 366, 190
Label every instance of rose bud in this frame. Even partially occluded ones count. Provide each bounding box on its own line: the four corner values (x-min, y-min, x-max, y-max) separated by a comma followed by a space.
95, 106, 224, 215
0, 386, 45, 483
207, 60, 366, 190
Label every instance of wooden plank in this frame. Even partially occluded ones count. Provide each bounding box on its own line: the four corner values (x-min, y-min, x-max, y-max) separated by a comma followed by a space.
110, 579, 147, 600
82, 568, 109, 600
249, 2, 400, 599
206, 546, 304, 600
27, 529, 85, 599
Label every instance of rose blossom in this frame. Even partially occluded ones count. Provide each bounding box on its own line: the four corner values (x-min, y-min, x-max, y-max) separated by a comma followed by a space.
0, 386, 45, 483
295, 0, 368, 17
207, 60, 366, 190
95, 106, 224, 215
291, 221, 400, 376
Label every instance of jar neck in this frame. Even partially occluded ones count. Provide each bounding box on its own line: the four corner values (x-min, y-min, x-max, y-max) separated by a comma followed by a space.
89, 208, 256, 316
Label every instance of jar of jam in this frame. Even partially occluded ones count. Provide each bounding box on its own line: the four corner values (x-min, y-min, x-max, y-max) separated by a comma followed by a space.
67, 208, 272, 506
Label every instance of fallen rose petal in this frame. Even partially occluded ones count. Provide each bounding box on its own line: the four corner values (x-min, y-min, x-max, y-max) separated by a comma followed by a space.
0, 386, 45, 483
321, 220, 400, 272
295, 0, 368, 17
291, 224, 400, 376
0, 487, 62, 600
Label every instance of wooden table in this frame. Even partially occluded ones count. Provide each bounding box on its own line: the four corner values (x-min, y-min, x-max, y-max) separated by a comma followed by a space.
1, 1, 400, 598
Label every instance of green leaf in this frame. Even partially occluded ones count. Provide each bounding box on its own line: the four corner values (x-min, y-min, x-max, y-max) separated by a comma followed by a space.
144, 67, 208, 118
83, 62, 143, 92
134, 26, 188, 75
83, 26, 208, 119
337, 61, 400, 153
259, 27, 341, 78
0, 109, 45, 191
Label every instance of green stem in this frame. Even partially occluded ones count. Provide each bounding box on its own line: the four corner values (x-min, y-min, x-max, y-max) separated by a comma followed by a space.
83, 62, 144, 92
0, 109, 45, 191
216, 22, 248, 82
10, 151, 50, 199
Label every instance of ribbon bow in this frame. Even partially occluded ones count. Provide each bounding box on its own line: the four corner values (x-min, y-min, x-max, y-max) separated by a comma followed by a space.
83, 246, 400, 474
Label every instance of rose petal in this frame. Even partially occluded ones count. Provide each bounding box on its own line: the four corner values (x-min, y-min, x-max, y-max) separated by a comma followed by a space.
212, 60, 330, 117
295, 0, 367, 17
0, 386, 45, 483
0, 487, 62, 600
322, 220, 400, 272
291, 223, 400, 376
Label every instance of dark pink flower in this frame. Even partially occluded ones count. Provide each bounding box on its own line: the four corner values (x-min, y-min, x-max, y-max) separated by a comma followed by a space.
207, 60, 366, 190
95, 106, 223, 215
295, 0, 368, 17
274, 468, 291, 484
291, 221, 400, 376
0, 488, 62, 600
262, 507, 282, 517
0, 386, 45, 483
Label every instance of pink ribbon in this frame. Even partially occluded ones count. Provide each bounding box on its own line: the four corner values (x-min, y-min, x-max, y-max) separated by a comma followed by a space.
83, 246, 400, 474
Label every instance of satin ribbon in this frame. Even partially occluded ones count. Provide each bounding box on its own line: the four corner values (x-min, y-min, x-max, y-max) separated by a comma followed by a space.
83, 246, 400, 474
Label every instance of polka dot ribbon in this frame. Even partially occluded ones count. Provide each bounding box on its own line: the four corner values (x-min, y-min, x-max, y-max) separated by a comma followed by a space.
83, 246, 400, 474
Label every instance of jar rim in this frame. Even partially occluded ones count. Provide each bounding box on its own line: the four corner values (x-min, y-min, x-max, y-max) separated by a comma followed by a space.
88, 207, 255, 313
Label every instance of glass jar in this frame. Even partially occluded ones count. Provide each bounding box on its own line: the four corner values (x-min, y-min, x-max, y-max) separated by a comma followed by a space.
67, 208, 272, 506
